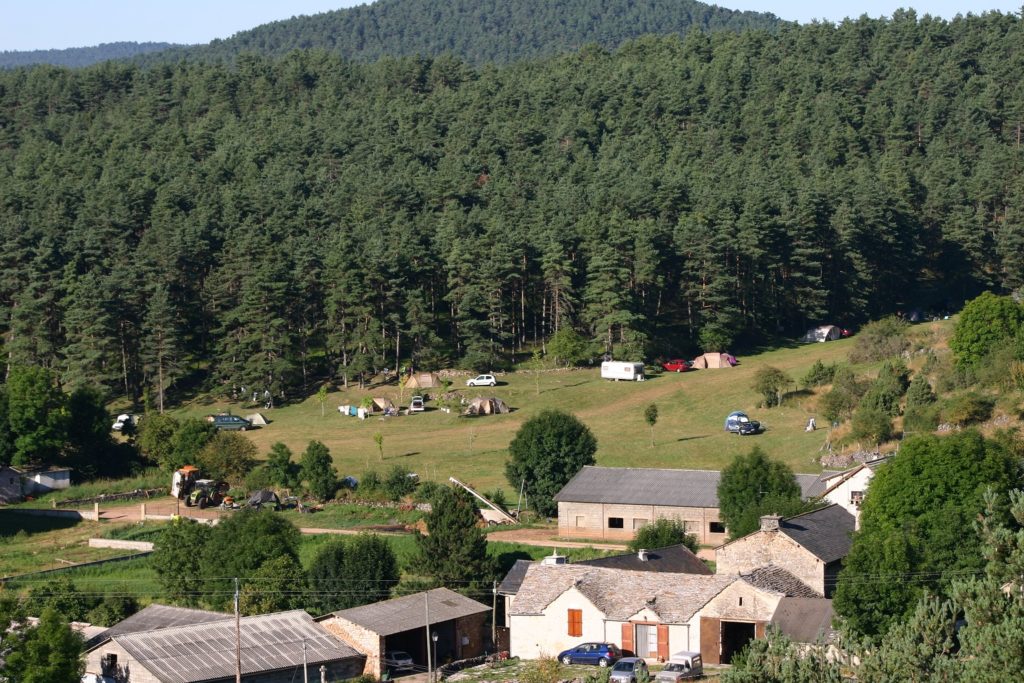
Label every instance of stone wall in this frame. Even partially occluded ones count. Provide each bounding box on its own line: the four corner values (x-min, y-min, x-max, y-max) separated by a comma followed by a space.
319, 615, 383, 677
715, 531, 825, 595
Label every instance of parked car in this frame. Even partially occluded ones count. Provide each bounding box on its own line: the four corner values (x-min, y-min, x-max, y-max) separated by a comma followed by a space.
724, 411, 763, 435
409, 395, 425, 412
466, 374, 497, 387
609, 657, 649, 683
557, 642, 621, 667
383, 651, 414, 671
111, 413, 135, 431
655, 651, 703, 681
661, 359, 691, 373
211, 414, 252, 431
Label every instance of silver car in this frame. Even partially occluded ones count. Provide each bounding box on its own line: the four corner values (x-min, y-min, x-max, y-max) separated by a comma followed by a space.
609, 657, 649, 683
655, 651, 703, 681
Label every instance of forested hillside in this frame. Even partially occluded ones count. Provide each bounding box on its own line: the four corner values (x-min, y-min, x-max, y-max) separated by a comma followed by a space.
1, 11, 1023, 405
147, 0, 785, 66
0, 42, 179, 70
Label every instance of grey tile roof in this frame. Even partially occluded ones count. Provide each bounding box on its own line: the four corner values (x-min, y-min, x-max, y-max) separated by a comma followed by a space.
326, 587, 488, 637
114, 610, 360, 683
497, 559, 533, 596
578, 545, 712, 576
87, 604, 228, 648
770, 598, 835, 643
509, 564, 735, 624
779, 504, 855, 563
555, 466, 836, 508
740, 566, 819, 598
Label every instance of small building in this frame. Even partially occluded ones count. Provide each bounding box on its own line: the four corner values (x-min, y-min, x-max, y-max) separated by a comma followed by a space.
84, 603, 228, 649
318, 587, 490, 679
714, 506, 855, 598
554, 466, 833, 546
19, 466, 72, 496
84, 609, 364, 683
0, 465, 22, 503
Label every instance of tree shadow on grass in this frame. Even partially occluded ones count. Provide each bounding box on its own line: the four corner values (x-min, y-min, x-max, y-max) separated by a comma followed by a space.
676, 435, 711, 442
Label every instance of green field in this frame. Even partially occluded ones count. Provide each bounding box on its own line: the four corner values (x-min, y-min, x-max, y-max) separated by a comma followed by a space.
0, 512, 143, 578
170, 329, 901, 493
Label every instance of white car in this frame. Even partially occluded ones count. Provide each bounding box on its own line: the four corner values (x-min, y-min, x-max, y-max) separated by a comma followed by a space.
409, 396, 425, 412
384, 650, 414, 671
466, 374, 497, 387
112, 414, 134, 431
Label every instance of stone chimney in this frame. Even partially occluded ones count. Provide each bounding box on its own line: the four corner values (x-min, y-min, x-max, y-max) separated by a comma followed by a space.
760, 514, 782, 532
637, 549, 649, 561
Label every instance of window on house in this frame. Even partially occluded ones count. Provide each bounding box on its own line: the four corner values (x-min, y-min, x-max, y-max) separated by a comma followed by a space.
851, 491, 865, 507
738, 597, 743, 606
709, 521, 726, 534
608, 517, 624, 529
632, 518, 648, 530
568, 609, 583, 637
575, 516, 586, 527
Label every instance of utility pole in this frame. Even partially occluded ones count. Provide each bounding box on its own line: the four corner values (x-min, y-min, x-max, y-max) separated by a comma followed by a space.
491, 580, 497, 650
234, 578, 242, 683
425, 593, 432, 683
303, 639, 308, 683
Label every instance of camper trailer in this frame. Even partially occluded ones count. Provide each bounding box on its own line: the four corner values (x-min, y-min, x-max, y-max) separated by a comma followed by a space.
601, 361, 646, 381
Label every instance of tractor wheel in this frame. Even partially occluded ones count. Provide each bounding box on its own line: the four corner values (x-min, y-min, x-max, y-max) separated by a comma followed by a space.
198, 497, 208, 510
184, 498, 193, 507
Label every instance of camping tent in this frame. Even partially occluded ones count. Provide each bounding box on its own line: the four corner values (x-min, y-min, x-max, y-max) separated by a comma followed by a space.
802, 325, 841, 343
245, 413, 269, 425
691, 352, 735, 369
405, 372, 442, 390
247, 489, 281, 510
370, 397, 396, 414
465, 397, 510, 416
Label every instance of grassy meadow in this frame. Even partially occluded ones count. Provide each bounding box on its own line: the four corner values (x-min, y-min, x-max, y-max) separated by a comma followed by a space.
170, 327, 905, 493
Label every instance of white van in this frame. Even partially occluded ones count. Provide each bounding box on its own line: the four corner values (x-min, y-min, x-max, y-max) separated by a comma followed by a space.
601, 361, 645, 381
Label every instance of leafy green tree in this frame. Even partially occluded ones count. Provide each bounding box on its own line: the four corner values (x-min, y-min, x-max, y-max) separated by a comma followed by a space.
628, 517, 698, 554
643, 403, 658, 448
903, 373, 938, 432
86, 595, 139, 627
950, 292, 1024, 368
0, 384, 13, 466
848, 316, 910, 364
5, 365, 68, 467
802, 360, 836, 388
169, 418, 217, 472
505, 409, 597, 517
239, 554, 308, 616
151, 517, 213, 605
25, 576, 96, 622
265, 442, 299, 489
718, 447, 807, 540
833, 431, 1020, 640
849, 406, 893, 445
140, 282, 185, 414
301, 440, 338, 501
200, 509, 301, 610
723, 626, 843, 683
547, 328, 591, 367
858, 359, 910, 417
2, 608, 84, 683
416, 486, 493, 587
819, 366, 867, 424
752, 366, 792, 408
307, 534, 399, 614
197, 431, 257, 485
64, 385, 120, 479
136, 412, 180, 469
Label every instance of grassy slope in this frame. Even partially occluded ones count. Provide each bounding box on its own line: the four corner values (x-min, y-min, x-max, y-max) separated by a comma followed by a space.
172, 332, 876, 492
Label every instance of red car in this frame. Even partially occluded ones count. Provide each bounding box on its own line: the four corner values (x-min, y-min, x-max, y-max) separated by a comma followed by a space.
662, 359, 691, 373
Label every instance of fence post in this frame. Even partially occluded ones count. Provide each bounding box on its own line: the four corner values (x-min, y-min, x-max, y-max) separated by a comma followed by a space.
93, 502, 100, 520
140, 503, 147, 522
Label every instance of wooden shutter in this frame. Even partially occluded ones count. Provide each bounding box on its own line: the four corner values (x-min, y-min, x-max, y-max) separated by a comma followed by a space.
621, 623, 634, 655
568, 609, 582, 637
755, 621, 766, 639
700, 617, 720, 665
657, 624, 669, 660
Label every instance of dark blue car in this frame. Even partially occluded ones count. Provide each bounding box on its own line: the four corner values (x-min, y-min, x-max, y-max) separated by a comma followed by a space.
557, 642, 622, 667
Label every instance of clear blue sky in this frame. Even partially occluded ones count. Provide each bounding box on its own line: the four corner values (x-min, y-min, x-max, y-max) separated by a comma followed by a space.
1, 1, 1020, 52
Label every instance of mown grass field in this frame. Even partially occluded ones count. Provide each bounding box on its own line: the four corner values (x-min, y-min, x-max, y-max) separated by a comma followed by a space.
0, 512, 143, 578
170, 328, 908, 493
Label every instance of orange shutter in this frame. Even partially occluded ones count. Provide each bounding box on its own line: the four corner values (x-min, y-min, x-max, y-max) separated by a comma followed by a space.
568, 609, 582, 637
700, 617, 720, 665
621, 623, 634, 655
657, 624, 669, 660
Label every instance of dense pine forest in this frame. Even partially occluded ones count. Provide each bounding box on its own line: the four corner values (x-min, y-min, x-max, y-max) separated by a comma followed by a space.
1, 10, 1023, 405
0, 43, 179, 70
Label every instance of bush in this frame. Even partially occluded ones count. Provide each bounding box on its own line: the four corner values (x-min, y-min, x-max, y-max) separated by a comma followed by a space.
547, 328, 593, 367
949, 292, 1024, 367
802, 360, 837, 388
848, 316, 909, 363
360, 470, 382, 493
940, 393, 995, 426
381, 464, 418, 500
858, 360, 910, 417
627, 517, 699, 554
849, 407, 894, 445
414, 479, 443, 503
820, 367, 867, 423
752, 366, 792, 408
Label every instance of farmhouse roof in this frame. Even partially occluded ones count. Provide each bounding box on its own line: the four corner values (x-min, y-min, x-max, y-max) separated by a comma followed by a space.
778, 504, 855, 563
497, 559, 533, 596
113, 610, 359, 683
770, 598, 835, 643
509, 564, 734, 624
554, 466, 834, 508
325, 587, 488, 637
86, 604, 228, 648
739, 566, 819, 598
578, 544, 712, 575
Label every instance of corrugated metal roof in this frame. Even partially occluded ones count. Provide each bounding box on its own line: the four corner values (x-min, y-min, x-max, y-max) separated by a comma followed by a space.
86, 604, 228, 649
114, 610, 360, 683
779, 504, 855, 563
554, 466, 834, 508
327, 588, 489, 637
510, 564, 735, 624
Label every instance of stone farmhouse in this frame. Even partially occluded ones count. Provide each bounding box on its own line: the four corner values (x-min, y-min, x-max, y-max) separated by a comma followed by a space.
553, 466, 834, 545
715, 505, 855, 597
819, 456, 890, 527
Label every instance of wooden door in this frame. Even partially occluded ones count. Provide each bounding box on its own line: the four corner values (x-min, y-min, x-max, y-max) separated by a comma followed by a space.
700, 617, 720, 665
621, 623, 634, 655
657, 624, 669, 660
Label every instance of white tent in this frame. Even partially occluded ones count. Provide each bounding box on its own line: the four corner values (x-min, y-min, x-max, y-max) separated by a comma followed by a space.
803, 325, 842, 343
245, 413, 269, 425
